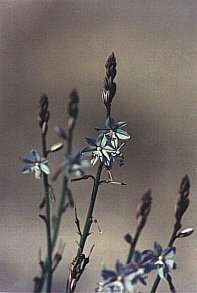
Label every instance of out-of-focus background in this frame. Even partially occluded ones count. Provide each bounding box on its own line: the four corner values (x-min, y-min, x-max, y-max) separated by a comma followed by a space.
0, 0, 197, 292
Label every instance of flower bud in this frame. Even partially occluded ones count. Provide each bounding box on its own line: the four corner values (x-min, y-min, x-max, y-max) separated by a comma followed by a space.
177, 227, 194, 238
50, 142, 64, 153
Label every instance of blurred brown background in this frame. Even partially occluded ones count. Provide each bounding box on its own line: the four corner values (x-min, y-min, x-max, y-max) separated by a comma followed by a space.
0, 0, 197, 292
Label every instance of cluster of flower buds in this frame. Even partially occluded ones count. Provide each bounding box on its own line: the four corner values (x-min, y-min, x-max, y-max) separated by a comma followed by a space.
175, 175, 190, 224
67, 89, 79, 130
52, 151, 89, 181
38, 94, 50, 136
136, 189, 152, 228
102, 52, 117, 116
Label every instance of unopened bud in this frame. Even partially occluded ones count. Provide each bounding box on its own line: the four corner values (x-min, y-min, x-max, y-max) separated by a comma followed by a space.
49, 142, 64, 153
124, 233, 133, 244
54, 126, 68, 140
177, 227, 194, 238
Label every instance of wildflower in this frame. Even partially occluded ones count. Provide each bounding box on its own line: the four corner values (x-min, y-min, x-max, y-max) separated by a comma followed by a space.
81, 134, 123, 169
52, 151, 89, 180
131, 250, 156, 279
21, 149, 50, 179
97, 117, 130, 148
152, 242, 176, 279
64, 152, 89, 177
97, 261, 145, 293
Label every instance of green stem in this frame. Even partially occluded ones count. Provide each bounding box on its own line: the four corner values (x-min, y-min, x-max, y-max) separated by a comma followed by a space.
51, 125, 74, 249
127, 224, 142, 264
37, 124, 75, 293
42, 135, 53, 293
52, 178, 68, 249
77, 162, 103, 256
35, 179, 67, 293
67, 127, 73, 155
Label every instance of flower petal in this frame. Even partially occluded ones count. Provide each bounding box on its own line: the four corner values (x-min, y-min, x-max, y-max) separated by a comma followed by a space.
116, 129, 130, 140
102, 149, 111, 162
154, 242, 163, 256
81, 146, 96, 155
164, 247, 176, 259
34, 168, 42, 179
158, 267, 165, 279
91, 155, 99, 166
165, 259, 175, 269
40, 163, 50, 175
101, 268, 117, 281
22, 167, 31, 174
21, 156, 34, 164
124, 278, 134, 293
31, 149, 41, 162
115, 121, 127, 128
100, 134, 107, 147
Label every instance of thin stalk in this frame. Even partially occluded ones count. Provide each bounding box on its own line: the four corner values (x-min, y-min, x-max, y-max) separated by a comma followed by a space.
36, 121, 75, 293
52, 178, 68, 248
127, 224, 142, 263
67, 127, 73, 155
36, 180, 69, 292
41, 134, 53, 293
51, 125, 73, 250
127, 190, 152, 264
77, 162, 103, 256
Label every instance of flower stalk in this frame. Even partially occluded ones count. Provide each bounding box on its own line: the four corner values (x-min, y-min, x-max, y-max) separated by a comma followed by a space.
34, 90, 79, 293
150, 175, 191, 293
127, 190, 152, 263
52, 91, 79, 249
67, 53, 119, 293
39, 95, 53, 293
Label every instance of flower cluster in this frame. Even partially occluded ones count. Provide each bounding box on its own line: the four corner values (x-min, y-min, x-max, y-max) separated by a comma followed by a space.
152, 242, 176, 280
21, 150, 50, 179
97, 242, 176, 293
81, 117, 130, 170
97, 261, 144, 293
52, 151, 89, 180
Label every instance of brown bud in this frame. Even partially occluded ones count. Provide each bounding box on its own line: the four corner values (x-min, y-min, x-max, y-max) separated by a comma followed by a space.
38, 94, 50, 135
102, 53, 117, 112
67, 89, 79, 120
175, 175, 190, 222
136, 189, 152, 226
